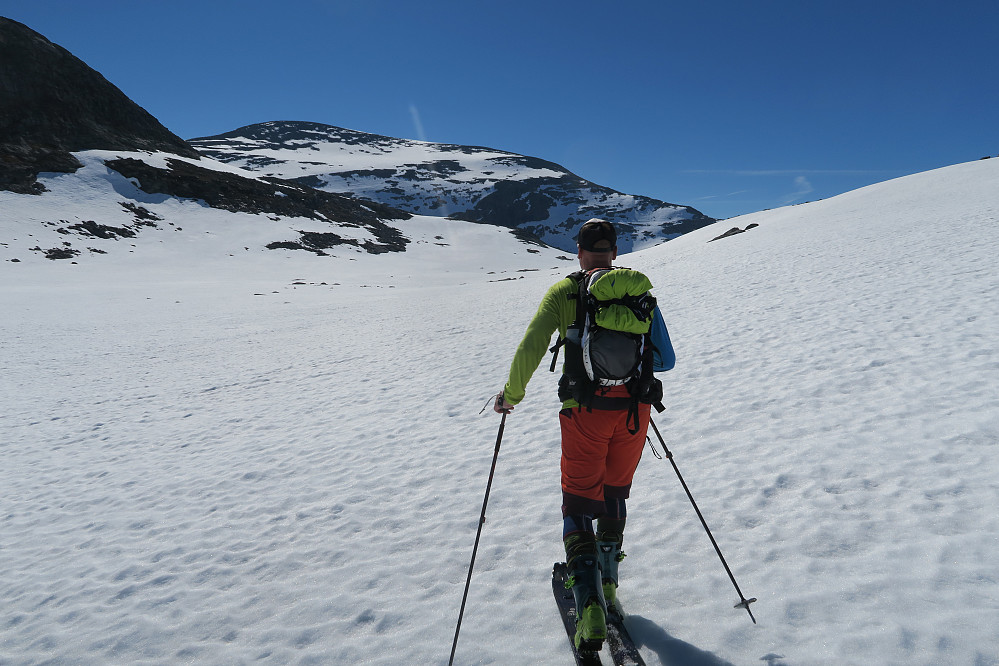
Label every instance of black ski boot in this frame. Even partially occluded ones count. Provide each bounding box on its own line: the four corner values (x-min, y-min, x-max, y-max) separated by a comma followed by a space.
564, 533, 607, 651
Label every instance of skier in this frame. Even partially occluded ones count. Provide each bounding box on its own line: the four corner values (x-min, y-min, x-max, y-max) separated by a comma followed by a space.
494, 218, 673, 653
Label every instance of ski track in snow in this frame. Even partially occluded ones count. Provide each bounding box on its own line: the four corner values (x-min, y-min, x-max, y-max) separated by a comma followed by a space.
2, 159, 998, 664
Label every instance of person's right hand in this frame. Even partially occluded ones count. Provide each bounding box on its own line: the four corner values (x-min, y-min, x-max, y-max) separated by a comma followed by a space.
493, 392, 514, 414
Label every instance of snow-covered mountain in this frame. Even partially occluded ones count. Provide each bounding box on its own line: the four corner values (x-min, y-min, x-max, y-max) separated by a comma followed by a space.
189, 121, 715, 253
0, 17, 421, 262
1, 16, 713, 264
4, 156, 998, 665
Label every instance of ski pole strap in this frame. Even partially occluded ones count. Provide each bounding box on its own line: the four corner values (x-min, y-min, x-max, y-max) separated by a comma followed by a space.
649, 418, 672, 458
647, 436, 662, 459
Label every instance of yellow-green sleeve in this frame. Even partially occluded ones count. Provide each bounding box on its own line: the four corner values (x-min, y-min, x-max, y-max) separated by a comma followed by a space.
502, 278, 576, 405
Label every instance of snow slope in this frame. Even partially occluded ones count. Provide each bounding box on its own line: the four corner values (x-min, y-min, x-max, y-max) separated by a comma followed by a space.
0, 149, 563, 267
2, 158, 998, 665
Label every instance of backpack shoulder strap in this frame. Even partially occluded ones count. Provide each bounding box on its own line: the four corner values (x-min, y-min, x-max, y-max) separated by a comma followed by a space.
549, 270, 589, 372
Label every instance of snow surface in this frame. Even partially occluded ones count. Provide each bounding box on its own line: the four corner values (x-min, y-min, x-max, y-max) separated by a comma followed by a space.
2, 158, 998, 664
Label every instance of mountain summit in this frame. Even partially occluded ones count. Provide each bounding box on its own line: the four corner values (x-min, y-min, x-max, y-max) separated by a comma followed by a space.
190, 121, 715, 252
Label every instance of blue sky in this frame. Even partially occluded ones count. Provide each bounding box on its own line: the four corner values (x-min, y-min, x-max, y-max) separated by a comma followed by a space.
4, 0, 996, 219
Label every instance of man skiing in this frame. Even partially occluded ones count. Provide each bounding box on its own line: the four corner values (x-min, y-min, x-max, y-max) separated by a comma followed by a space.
494, 218, 674, 654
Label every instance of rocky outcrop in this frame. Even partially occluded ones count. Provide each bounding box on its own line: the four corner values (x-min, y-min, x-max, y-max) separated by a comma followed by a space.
0, 17, 199, 193
105, 157, 411, 254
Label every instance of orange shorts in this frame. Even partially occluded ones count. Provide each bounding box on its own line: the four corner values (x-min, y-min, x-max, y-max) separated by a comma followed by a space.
559, 395, 651, 516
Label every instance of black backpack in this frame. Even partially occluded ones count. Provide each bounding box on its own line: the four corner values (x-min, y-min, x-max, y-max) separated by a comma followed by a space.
550, 267, 665, 433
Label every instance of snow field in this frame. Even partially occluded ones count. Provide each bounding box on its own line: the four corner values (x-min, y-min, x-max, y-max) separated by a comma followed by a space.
1, 157, 998, 664
622, 160, 999, 664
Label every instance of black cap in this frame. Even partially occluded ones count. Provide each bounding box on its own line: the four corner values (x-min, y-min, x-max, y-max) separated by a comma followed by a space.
576, 218, 616, 252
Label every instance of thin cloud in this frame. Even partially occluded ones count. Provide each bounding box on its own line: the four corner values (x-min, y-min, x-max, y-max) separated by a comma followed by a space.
780, 175, 815, 205
693, 189, 751, 201
408, 104, 427, 142
682, 169, 895, 176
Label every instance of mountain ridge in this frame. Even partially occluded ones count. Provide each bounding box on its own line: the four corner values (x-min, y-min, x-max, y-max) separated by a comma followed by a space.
189, 120, 715, 253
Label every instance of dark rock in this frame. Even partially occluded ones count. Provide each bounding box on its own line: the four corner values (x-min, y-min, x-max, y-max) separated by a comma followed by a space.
266, 241, 307, 251
105, 157, 410, 255
709, 223, 759, 242
30, 245, 80, 260
119, 202, 163, 225
106, 157, 407, 221
0, 17, 199, 193
60, 220, 137, 240
451, 178, 557, 226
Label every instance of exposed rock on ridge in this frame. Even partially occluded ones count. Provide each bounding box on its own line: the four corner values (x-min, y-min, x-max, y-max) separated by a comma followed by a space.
0, 16, 198, 193
105, 157, 410, 254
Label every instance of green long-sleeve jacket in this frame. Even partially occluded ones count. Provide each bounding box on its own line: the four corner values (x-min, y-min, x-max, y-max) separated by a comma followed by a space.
502, 276, 578, 408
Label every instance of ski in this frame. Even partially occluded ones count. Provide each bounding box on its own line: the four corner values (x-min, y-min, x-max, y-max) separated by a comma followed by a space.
606, 609, 645, 666
552, 562, 645, 666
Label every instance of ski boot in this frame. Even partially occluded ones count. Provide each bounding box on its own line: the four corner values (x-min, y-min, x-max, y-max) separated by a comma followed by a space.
596, 516, 626, 619
565, 552, 607, 652
597, 539, 626, 619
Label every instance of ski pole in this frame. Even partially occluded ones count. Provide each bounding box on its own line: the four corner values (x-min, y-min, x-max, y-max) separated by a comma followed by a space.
449, 411, 508, 665
649, 418, 758, 623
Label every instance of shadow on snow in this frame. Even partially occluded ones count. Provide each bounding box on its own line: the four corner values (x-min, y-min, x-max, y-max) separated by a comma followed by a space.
625, 615, 736, 666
